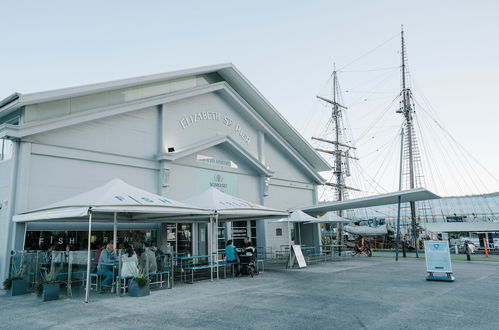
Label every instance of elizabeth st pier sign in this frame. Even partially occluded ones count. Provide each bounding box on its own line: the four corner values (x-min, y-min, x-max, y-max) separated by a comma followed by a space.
179, 111, 251, 145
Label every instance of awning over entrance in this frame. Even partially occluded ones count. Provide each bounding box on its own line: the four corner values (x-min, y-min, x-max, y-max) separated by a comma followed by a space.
13, 179, 211, 222
424, 222, 499, 233
300, 188, 440, 216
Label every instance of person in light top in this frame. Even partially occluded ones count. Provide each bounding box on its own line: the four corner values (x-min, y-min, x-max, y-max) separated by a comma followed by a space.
121, 247, 139, 278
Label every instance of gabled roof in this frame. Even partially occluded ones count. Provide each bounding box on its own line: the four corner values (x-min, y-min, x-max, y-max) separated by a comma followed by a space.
157, 135, 273, 177
0, 64, 331, 172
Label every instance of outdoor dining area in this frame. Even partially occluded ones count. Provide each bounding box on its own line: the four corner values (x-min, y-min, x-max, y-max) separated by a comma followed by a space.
6, 241, 350, 300
4, 179, 352, 302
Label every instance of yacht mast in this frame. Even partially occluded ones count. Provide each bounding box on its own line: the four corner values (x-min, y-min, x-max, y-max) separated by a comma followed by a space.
400, 26, 419, 257
313, 68, 358, 247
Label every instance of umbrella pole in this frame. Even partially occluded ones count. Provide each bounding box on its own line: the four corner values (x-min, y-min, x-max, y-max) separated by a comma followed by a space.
215, 212, 219, 281
113, 212, 117, 251
84, 211, 93, 303
298, 223, 302, 245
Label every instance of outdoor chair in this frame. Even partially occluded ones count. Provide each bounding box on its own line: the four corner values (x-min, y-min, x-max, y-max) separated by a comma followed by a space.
256, 258, 265, 273
220, 260, 239, 278
149, 270, 170, 288
119, 275, 134, 295
89, 272, 101, 292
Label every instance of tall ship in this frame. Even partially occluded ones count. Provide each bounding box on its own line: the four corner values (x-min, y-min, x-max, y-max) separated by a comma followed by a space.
312, 28, 499, 253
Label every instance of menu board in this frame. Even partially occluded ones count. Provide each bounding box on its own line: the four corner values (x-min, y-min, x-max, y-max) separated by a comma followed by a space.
288, 245, 307, 268
424, 240, 452, 273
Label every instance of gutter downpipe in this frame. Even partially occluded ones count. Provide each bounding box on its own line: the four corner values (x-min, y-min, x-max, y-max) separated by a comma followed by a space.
2, 139, 21, 284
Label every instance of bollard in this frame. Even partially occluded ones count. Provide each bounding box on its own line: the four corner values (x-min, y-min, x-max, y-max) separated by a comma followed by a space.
483, 238, 489, 257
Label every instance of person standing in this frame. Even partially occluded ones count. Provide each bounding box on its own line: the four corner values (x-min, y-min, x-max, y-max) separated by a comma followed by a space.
464, 240, 472, 261
139, 242, 158, 274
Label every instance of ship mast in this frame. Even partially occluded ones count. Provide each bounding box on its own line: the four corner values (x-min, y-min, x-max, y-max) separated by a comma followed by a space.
313, 68, 358, 247
399, 26, 419, 257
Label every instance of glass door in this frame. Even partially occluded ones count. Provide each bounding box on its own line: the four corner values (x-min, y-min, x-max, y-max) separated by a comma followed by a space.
177, 223, 192, 255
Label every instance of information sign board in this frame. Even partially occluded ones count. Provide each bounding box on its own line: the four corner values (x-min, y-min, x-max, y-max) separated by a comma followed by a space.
424, 240, 452, 273
288, 245, 307, 268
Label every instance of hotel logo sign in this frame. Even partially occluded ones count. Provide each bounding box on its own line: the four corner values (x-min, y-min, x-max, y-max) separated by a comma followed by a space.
197, 169, 237, 195
210, 174, 228, 190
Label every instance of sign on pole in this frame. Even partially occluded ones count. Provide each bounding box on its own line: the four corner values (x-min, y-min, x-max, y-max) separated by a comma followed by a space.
423, 240, 454, 282
288, 245, 307, 268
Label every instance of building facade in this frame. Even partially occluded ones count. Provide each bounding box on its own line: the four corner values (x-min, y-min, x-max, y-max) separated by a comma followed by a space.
0, 64, 330, 282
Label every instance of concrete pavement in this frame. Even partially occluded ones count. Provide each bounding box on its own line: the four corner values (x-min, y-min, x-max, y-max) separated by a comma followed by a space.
1, 257, 498, 329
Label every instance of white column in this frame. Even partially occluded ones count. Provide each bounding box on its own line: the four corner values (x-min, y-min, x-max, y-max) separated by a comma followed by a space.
84, 212, 93, 303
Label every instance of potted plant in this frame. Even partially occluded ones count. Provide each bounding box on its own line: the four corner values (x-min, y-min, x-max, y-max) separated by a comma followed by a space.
3, 264, 27, 296
128, 269, 150, 297
35, 270, 59, 302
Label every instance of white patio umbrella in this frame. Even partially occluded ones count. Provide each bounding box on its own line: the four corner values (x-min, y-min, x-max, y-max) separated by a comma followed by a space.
304, 211, 351, 244
184, 187, 288, 280
273, 210, 317, 245
13, 178, 210, 303
304, 211, 351, 224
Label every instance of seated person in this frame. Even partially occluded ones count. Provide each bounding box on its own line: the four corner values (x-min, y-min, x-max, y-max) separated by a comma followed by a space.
43, 245, 55, 263
242, 237, 256, 256
97, 243, 116, 287
121, 247, 139, 278
139, 242, 158, 274
94, 243, 107, 268
225, 240, 239, 275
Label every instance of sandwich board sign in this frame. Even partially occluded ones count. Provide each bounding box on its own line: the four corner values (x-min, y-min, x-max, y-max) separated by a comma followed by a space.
423, 240, 455, 282
288, 245, 307, 268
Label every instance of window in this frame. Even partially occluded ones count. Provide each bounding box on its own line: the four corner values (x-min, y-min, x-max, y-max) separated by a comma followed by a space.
1, 138, 13, 161
446, 216, 465, 223
232, 220, 257, 247
217, 221, 226, 250
276, 228, 282, 236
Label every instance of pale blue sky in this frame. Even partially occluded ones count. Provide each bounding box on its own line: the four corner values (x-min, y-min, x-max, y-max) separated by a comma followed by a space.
1, 1, 498, 196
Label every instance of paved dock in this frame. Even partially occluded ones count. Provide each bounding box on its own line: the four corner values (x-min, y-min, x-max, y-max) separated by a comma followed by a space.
1, 257, 498, 329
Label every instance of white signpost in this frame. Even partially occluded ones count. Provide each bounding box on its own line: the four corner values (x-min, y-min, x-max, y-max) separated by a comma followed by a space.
424, 240, 455, 282
288, 245, 307, 268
